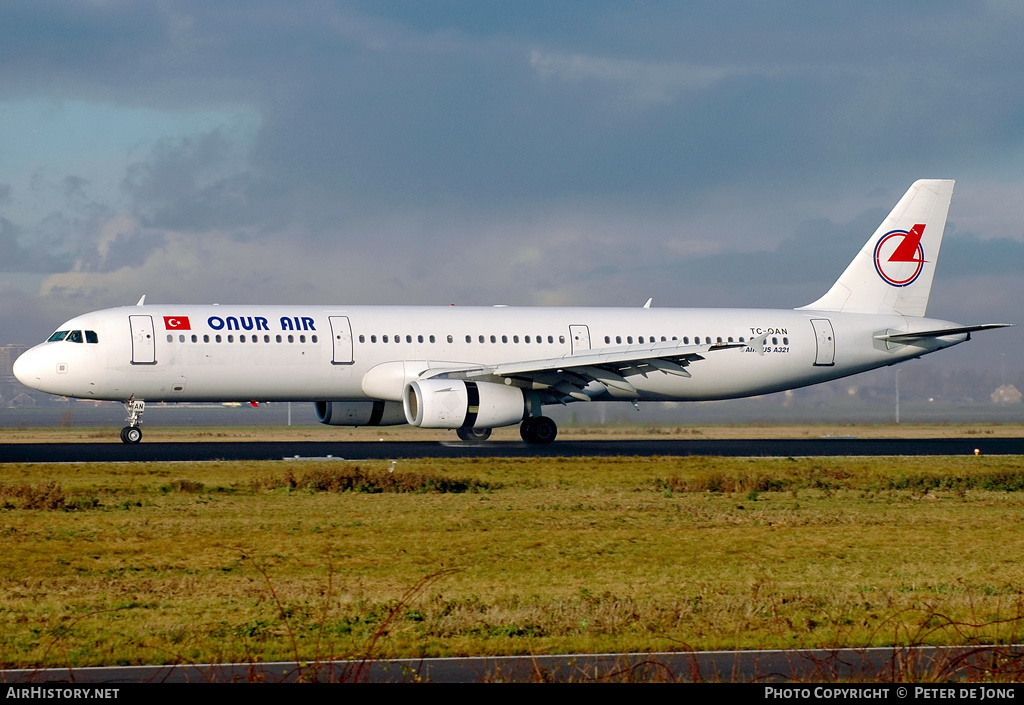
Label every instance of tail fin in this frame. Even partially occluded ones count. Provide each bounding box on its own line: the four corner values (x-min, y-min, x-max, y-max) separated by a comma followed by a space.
799, 179, 954, 317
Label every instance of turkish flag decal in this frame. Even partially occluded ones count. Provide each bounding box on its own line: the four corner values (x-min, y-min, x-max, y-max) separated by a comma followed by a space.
164, 316, 191, 330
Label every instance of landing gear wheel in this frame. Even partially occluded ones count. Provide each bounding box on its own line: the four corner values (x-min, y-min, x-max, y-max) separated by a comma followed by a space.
456, 427, 492, 442
121, 426, 142, 444
520, 416, 557, 444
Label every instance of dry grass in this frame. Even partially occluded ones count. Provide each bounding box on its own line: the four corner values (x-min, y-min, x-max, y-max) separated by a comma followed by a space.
2, 456, 1024, 670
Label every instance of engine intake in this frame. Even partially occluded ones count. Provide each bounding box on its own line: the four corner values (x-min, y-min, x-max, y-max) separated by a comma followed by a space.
403, 379, 525, 429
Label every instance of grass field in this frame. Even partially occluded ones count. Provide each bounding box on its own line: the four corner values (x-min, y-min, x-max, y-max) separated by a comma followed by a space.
3, 451, 1024, 671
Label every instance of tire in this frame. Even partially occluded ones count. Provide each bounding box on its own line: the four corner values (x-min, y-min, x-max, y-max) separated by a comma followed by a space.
456, 427, 492, 442
123, 426, 142, 444
521, 416, 557, 444
520, 418, 535, 442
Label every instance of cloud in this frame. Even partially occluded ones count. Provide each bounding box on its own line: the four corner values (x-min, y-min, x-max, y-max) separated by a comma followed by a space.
528, 50, 737, 108
121, 126, 262, 231
0, 217, 71, 273
0, 1, 1021, 376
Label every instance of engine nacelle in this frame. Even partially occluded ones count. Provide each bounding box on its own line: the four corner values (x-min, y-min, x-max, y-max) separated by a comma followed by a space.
314, 401, 408, 427
403, 379, 525, 429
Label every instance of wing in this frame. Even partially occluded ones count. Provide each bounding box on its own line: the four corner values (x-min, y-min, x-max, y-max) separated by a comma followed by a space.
423, 336, 764, 402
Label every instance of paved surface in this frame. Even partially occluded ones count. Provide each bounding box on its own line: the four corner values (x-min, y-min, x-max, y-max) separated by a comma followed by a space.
3, 645, 1021, 682
2, 437, 1022, 463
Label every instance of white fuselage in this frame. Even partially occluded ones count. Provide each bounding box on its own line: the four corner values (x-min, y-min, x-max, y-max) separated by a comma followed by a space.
13, 303, 966, 405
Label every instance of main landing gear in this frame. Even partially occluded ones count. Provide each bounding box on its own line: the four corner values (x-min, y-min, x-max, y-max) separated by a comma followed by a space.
456, 427, 493, 442
120, 397, 145, 444
520, 416, 557, 444
452, 417, 558, 444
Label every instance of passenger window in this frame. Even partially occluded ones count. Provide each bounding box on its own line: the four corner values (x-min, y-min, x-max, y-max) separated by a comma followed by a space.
204, 335, 210, 343
418, 335, 424, 343
191, 334, 197, 343
300, 335, 306, 343
166, 334, 173, 343
240, 335, 246, 343
180, 335, 186, 343
501, 335, 508, 343
47, 330, 69, 342
311, 335, 318, 343
288, 335, 294, 343
215, 335, 222, 343
228, 335, 234, 343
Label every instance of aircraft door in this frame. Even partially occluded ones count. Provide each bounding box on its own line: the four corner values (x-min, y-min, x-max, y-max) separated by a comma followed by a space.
810, 318, 836, 367
330, 316, 354, 365
569, 325, 591, 355
129, 315, 156, 365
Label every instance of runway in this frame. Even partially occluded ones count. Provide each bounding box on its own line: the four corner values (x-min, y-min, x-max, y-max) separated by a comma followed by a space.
2, 437, 1023, 462
3, 645, 1022, 682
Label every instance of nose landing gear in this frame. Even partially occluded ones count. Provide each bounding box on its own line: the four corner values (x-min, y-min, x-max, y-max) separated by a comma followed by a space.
120, 397, 145, 444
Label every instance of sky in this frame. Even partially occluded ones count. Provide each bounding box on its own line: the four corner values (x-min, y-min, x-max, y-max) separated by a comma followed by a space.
1, 1, 1022, 377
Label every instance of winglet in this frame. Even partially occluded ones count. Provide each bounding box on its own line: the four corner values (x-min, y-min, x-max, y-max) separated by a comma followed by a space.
136, 295, 146, 306
643, 298, 653, 309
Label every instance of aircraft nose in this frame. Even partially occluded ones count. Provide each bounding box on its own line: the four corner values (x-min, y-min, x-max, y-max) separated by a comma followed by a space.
12, 347, 45, 390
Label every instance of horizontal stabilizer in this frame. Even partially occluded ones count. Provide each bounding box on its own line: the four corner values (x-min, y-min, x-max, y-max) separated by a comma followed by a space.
875, 323, 1013, 342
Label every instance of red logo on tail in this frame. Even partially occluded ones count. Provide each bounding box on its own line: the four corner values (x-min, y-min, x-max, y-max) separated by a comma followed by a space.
874, 224, 926, 287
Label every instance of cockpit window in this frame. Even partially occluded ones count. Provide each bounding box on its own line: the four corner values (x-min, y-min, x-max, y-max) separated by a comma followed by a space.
66, 330, 84, 343
85, 330, 99, 344
48, 330, 69, 342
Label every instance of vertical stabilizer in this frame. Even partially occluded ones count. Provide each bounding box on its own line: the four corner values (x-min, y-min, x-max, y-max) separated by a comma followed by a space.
798, 179, 954, 317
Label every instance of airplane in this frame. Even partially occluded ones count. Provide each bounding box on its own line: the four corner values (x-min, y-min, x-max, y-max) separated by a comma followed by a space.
13, 179, 1011, 444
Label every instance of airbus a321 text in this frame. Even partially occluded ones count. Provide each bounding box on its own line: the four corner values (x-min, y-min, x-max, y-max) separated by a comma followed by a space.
14, 180, 1010, 444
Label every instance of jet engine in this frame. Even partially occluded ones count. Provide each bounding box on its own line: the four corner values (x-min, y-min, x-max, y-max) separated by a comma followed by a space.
403, 379, 525, 429
314, 400, 407, 427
